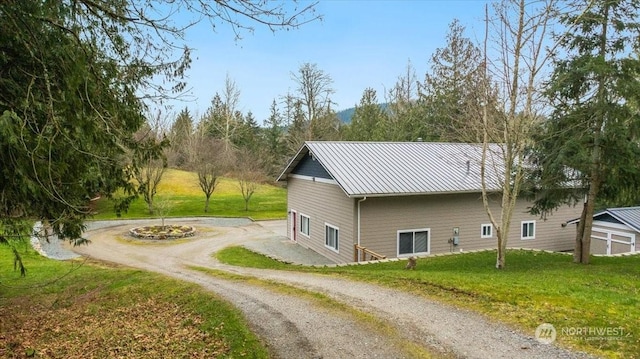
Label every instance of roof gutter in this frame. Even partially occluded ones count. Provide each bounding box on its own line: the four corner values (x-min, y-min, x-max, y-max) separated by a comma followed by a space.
357, 196, 367, 263
346, 189, 503, 198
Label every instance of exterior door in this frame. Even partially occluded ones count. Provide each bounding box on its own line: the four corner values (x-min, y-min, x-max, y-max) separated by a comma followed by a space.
591, 227, 635, 255
290, 210, 297, 242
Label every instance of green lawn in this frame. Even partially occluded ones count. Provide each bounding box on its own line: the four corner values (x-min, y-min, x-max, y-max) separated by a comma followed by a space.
7, 167, 639, 358
0, 246, 269, 358
217, 247, 640, 359
92, 168, 287, 220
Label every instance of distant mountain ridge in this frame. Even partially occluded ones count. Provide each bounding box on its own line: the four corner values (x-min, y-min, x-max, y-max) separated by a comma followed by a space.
336, 107, 356, 124
335, 103, 388, 124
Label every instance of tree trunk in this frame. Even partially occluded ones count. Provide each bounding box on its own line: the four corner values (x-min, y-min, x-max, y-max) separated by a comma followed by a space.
574, 202, 587, 263
496, 229, 506, 269
579, 173, 600, 264
204, 195, 211, 213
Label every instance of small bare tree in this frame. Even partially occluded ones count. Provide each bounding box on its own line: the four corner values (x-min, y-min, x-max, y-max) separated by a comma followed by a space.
235, 150, 264, 211
154, 195, 173, 229
191, 128, 231, 213
133, 112, 169, 214
238, 172, 260, 212
198, 162, 220, 214
134, 161, 166, 214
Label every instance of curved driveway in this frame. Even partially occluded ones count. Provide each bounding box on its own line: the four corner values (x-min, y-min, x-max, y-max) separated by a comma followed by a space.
68, 218, 596, 359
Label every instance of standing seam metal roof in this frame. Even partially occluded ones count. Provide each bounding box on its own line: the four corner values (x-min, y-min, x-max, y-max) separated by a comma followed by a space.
601, 207, 640, 232
277, 141, 505, 197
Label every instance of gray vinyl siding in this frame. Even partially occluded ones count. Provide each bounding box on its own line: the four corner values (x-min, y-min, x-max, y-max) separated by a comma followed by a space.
359, 193, 582, 258
286, 176, 355, 263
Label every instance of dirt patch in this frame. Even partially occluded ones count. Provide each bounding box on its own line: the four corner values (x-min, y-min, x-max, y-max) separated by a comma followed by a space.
0, 289, 228, 359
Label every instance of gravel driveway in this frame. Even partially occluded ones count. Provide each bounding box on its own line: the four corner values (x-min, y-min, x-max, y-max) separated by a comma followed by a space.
60, 218, 597, 359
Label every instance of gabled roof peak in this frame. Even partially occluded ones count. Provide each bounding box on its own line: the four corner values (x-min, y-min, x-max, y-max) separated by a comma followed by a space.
277, 141, 505, 197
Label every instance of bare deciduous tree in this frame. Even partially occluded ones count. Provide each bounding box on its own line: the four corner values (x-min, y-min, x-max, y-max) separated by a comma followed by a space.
155, 195, 173, 229
191, 129, 230, 213
287, 63, 340, 146
235, 150, 264, 211
133, 112, 169, 215
203, 75, 244, 153
479, 0, 557, 269
292, 63, 335, 124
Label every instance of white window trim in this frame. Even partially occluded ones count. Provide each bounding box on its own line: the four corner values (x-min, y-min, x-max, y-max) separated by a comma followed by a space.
521, 220, 536, 240
299, 213, 310, 237
397, 228, 430, 257
481, 223, 493, 239
324, 223, 339, 253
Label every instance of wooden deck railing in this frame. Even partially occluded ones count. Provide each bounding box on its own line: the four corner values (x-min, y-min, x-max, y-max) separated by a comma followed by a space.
354, 244, 387, 262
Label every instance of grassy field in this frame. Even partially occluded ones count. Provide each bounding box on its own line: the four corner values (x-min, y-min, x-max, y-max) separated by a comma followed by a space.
92, 168, 287, 220
0, 246, 269, 358
217, 247, 640, 359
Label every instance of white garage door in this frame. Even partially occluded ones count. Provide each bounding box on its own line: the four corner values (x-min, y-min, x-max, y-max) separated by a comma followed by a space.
591, 222, 636, 255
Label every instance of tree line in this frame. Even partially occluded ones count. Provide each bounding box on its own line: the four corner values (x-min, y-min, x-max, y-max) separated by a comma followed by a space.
1, 0, 639, 271
163, 0, 640, 267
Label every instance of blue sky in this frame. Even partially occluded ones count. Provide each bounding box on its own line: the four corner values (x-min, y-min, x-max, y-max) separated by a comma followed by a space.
179, 1, 490, 124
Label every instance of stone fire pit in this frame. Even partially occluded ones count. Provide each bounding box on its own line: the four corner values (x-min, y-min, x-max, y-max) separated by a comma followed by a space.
129, 225, 196, 240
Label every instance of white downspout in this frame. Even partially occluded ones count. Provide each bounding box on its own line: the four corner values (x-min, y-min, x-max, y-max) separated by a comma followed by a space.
357, 196, 367, 263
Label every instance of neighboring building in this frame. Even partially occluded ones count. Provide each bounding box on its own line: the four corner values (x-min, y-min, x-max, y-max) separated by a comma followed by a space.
567, 207, 639, 255
277, 141, 582, 264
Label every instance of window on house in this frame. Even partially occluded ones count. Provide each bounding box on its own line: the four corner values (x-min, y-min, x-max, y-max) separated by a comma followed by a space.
398, 229, 429, 256
481, 224, 493, 238
300, 214, 310, 237
521, 221, 535, 240
325, 224, 339, 252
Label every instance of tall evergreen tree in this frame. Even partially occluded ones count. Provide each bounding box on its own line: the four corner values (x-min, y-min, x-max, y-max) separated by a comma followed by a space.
168, 107, 194, 167
238, 111, 261, 151
343, 88, 388, 141
530, 0, 640, 264
0, 0, 318, 273
420, 19, 490, 142
285, 98, 307, 154
384, 61, 423, 141
263, 99, 287, 176
0, 1, 146, 249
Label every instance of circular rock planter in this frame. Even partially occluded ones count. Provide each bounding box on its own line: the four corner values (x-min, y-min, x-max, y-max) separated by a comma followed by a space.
129, 225, 196, 240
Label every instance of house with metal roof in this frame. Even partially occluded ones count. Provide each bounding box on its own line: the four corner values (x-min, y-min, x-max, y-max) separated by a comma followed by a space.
567, 207, 639, 255
277, 141, 582, 264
